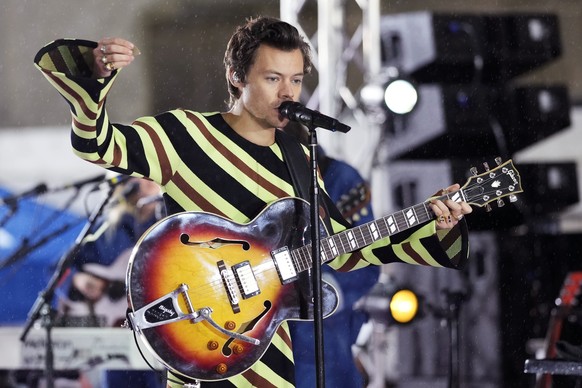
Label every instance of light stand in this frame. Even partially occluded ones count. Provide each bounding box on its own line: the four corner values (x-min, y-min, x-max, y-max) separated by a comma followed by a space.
430, 290, 469, 388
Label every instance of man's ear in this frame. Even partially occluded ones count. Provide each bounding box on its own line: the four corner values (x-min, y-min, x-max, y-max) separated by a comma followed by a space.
230, 70, 242, 86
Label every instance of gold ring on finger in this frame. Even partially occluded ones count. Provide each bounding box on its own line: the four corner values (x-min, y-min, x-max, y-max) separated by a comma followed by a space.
105, 62, 115, 71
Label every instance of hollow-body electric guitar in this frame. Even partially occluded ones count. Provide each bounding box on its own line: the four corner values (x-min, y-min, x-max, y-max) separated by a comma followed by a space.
126, 159, 522, 381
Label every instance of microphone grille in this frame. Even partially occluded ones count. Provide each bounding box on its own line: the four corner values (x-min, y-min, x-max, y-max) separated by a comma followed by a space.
279, 101, 294, 114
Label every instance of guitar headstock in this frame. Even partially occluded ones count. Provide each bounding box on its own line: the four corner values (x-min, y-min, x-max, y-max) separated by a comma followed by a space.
461, 158, 523, 208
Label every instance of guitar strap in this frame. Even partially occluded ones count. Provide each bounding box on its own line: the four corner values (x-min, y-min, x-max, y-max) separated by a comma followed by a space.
275, 129, 333, 233
276, 129, 336, 318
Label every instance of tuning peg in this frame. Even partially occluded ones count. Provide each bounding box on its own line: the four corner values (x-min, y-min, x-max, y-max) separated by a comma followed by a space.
494, 157, 503, 165
470, 167, 478, 176
485, 204, 492, 212
497, 198, 505, 207
482, 162, 490, 171
509, 195, 518, 203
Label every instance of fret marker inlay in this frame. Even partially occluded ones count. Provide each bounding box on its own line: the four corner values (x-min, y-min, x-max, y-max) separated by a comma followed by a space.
387, 216, 397, 234
406, 209, 417, 225
347, 231, 356, 249
328, 238, 338, 256
319, 247, 327, 262
370, 223, 379, 240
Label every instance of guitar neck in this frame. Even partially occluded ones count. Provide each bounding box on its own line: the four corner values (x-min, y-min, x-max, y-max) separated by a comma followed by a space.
291, 190, 466, 272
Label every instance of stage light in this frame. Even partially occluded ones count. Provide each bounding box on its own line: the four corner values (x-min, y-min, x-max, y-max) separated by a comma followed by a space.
360, 77, 419, 117
384, 78, 419, 115
389, 288, 420, 324
356, 278, 423, 325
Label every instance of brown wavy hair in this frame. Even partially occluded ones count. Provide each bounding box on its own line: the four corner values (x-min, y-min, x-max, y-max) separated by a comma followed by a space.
223, 16, 313, 108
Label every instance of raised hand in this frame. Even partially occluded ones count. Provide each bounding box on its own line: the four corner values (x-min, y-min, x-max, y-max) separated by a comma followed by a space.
93, 37, 140, 78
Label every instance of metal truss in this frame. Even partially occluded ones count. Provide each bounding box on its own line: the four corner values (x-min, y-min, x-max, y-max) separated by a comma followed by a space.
279, 0, 382, 118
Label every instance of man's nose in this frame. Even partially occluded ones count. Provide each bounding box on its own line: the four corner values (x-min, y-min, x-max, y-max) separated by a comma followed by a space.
279, 80, 295, 99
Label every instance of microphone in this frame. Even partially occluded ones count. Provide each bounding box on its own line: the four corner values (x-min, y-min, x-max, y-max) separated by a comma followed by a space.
89, 174, 132, 192
0, 183, 48, 207
50, 174, 107, 192
45, 173, 126, 194
279, 101, 351, 133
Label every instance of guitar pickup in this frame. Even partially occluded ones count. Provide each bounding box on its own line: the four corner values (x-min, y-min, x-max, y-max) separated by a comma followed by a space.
232, 261, 260, 299
272, 247, 297, 284
218, 260, 240, 313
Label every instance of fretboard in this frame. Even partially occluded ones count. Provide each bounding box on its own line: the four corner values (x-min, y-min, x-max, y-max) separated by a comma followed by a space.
291, 190, 464, 273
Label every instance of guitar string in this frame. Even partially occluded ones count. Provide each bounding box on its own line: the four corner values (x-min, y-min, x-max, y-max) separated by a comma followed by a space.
139, 177, 514, 306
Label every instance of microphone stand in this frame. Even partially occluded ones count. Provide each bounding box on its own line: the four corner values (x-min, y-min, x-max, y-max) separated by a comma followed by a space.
306, 126, 325, 388
0, 222, 77, 270
279, 101, 351, 387
0, 186, 83, 270
20, 183, 118, 388
0, 203, 17, 229
0, 183, 48, 228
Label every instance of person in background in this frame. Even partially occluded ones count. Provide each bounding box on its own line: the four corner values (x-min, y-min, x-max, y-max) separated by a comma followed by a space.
57, 177, 164, 327
35, 16, 472, 388
285, 123, 379, 387
56, 177, 165, 387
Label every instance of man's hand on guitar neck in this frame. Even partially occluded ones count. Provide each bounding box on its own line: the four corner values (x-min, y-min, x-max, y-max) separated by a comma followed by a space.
430, 183, 473, 230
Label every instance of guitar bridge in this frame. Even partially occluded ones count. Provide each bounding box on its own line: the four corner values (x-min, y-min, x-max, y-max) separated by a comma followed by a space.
128, 283, 200, 332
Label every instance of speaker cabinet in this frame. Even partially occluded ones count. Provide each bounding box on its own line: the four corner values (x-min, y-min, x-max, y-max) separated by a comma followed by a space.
381, 12, 487, 84
496, 85, 571, 152
386, 83, 497, 159
381, 11, 561, 84
517, 162, 579, 215
386, 84, 570, 160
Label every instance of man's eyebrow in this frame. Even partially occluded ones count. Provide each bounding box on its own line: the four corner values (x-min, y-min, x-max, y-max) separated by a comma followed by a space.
263, 69, 305, 77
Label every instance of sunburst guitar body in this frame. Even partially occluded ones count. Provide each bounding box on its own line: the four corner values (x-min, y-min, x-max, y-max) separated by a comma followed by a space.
127, 198, 338, 381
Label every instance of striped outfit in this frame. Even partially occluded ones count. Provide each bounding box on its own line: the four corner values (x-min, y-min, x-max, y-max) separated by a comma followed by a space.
34, 39, 469, 388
